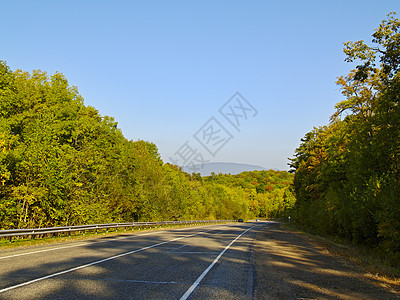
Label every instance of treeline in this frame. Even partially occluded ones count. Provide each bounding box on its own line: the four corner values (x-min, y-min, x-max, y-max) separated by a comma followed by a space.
202, 170, 295, 219
290, 13, 400, 260
0, 60, 294, 229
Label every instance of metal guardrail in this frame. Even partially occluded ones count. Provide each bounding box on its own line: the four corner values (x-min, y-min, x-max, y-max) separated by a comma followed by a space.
0, 220, 235, 241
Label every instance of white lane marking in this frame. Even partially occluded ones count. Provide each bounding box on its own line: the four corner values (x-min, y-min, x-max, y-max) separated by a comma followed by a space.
0, 231, 158, 260
109, 279, 182, 284
171, 252, 218, 254
173, 244, 188, 251
0, 242, 94, 260
179, 226, 254, 300
0, 229, 214, 294
114, 279, 180, 284
0, 226, 223, 260
68, 278, 184, 284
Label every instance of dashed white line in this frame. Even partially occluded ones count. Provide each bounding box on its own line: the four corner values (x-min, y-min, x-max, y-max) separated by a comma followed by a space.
171, 244, 188, 251
171, 252, 218, 254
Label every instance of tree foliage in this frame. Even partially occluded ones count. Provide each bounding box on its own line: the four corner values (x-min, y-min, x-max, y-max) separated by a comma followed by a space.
0, 61, 293, 229
290, 13, 400, 259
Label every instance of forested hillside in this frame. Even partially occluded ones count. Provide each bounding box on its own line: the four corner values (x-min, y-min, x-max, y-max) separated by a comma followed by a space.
202, 170, 295, 218
0, 61, 293, 229
290, 13, 400, 260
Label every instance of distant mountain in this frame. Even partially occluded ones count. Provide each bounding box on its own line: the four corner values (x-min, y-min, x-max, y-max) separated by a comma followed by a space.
181, 162, 267, 176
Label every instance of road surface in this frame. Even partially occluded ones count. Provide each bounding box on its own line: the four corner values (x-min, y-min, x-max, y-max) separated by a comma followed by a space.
0, 222, 260, 299
0, 221, 399, 299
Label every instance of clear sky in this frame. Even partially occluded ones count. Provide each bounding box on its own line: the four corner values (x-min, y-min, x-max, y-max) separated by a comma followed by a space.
1, 1, 399, 170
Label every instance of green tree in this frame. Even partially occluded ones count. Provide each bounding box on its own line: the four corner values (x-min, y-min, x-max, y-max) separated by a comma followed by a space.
290, 12, 400, 260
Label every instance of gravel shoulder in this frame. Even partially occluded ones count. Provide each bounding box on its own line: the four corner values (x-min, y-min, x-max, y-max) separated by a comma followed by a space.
253, 221, 400, 299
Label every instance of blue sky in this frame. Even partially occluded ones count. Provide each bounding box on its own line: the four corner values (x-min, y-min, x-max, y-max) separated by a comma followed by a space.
1, 1, 399, 170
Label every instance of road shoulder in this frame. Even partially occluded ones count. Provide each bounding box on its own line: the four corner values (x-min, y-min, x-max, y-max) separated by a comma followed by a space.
253, 221, 400, 299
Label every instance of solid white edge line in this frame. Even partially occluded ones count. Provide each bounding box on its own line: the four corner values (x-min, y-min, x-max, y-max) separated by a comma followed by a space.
0, 230, 165, 261
0, 224, 219, 260
0, 229, 213, 294
179, 226, 254, 300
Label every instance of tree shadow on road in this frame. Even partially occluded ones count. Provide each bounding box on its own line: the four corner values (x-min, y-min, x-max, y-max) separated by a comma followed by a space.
254, 222, 400, 299
0, 223, 261, 300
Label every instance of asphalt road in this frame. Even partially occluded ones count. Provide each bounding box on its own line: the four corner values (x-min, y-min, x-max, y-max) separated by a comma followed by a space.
0, 222, 264, 299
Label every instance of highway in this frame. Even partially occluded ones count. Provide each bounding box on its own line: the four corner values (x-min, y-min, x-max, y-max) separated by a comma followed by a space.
0, 222, 264, 299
